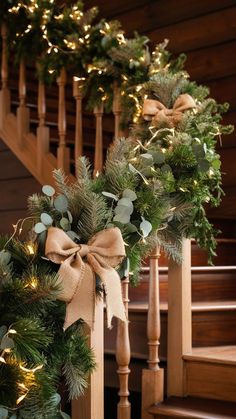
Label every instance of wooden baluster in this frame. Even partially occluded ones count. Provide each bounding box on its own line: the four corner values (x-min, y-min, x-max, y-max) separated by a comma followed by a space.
141, 246, 164, 419
16, 59, 29, 148
72, 298, 104, 419
37, 77, 49, 175
57, 68, 70, 172
116, 274, 131, 419
0, 23, 10, 129
73, 77, 83, 175
113, 82, 122, 140
93, 104, 104, 176
167, 238, 192, 396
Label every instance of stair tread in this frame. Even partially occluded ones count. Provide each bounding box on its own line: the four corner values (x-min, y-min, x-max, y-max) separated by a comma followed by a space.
184, 345, 236, 365
129, 300, 236, 312
149, 396, 236, 418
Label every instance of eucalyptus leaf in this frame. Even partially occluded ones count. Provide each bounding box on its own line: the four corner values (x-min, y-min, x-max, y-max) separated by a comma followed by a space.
102, 191, 118, 201
0, 250, 11, 265
140, 217, 152, 238
34, 222, 47, 234
60, 217, 71, 231
122, 189, 137, 201
140, 153, 153, 166
61, 413, 71, 419
128, 163, 137, 173
113, 213, 130, 224
150, 150, 165, 165
192, 143, 205, 158
0, 336, 14, 350
67, 210, 73, 223
212, 159, 221, 170
40, 213, 53, 226
161, 164, 172, 173
9, 415, 17, 419
125, 223, 138, 233
0, 407, 8, 419
54, 194, 68, 213
42, 185, 55, 197
50, 393, 61, 406
198, 159, 210, 172
117, 198, 134, 211
0, 326, 7, 341
66, 231, 80, 242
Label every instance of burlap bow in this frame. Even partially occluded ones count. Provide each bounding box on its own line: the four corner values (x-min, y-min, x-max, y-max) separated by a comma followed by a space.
142, 94, 197, 127
45, 226, 127, 330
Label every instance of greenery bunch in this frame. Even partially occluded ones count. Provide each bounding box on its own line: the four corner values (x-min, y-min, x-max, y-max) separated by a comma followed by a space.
0, 232, 95, 417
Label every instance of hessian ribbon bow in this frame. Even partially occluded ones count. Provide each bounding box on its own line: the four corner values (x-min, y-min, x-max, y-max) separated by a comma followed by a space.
142, 94, 197, 127
45, 226, 127, 330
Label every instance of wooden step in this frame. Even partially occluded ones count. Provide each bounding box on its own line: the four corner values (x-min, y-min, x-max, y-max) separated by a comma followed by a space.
184, 346, 236, 402
133, 265, 236, 303
148, 396, 236, 418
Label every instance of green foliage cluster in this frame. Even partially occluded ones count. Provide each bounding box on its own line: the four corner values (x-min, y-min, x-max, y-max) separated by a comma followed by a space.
0, 234, 95, 417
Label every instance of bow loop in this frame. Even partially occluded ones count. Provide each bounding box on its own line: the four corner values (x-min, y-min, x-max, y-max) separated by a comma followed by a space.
143, 94, 197, 127
45, 226, 126, 330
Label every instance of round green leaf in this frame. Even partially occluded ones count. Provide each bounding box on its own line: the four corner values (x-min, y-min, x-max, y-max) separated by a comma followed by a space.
67, 210, 73, 223
0, 336, 14, 350
117, 198, 134, 211
212, 159, 221, 170
102, 191, 118, 201
140, 217, 152, 238
115, 204, 133, 217
34, 222, 47, 234
113, 213, 130, 224
0, 326, 7, 341
54, 194, 68, 213
161, 164, 172, 173
66, 231, 80, 241
40, 213, 53, 226
198, 159, 210, 172
42, 185, 55, 197
125, 223, 138, 233
9, 415, 17, 419
0, 407, 8, 419
150, 151, 165, 165
122, 189, 137, 201
140, 153, 153, 166
0, 250, 11, 265
60, 217, 71, 231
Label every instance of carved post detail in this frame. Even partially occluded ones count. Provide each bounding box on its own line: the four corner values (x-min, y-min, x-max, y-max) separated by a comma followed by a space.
73, 77, 83, 174
113, 82, 122, 140
57, 67, 70, 172
141, 246, 164, 419
116, 274, 131, 419
0, 23, 10, 128
16, 59, 29, 148
167, 238, 192, 396
37, 77, 49, 175
93, 104, 104, 176
72, 298, 104, 419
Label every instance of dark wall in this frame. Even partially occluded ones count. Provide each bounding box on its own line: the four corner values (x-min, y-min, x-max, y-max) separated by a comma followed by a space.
0, 140, 41, 235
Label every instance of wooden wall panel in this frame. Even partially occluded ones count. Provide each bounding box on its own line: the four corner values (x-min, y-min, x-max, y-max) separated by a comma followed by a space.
0, 141, 41, 234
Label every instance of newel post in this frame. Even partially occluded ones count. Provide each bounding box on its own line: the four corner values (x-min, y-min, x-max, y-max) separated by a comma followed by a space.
141, 245, 164, 419
167, 238, 192, 396
71, 298, 104, 419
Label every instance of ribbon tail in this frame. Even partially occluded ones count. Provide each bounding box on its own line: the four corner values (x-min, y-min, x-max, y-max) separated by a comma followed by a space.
102, 268, 127, 329
63, 264, 95, 330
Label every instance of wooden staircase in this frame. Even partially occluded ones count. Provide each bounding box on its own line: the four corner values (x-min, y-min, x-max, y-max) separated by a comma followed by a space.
1, 22, 236, 419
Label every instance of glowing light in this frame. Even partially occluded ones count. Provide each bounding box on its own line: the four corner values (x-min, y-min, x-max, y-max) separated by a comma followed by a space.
8, 329, 17, 334
20, 364, 44, 373
0, 357, 6, 363
29, 277, 38, 289
26, 243, 35, 255
16, 394, 27, 405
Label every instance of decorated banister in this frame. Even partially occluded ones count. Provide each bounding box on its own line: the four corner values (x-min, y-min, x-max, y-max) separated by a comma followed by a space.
167, 238, 192, 396
0, 23, 10, 128
17, 59, 29, 148
73, 77, 84, 173
37, 75, 49, 174
141, 245, 164, 419
116, 274, 131, 419
93, 103, 104, 176
57, 67, 70, 173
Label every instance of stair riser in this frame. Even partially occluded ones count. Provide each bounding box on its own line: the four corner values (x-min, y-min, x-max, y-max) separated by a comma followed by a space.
185, 360, 236, 402
132, 271, 236, 303
105, 310, 236, 362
